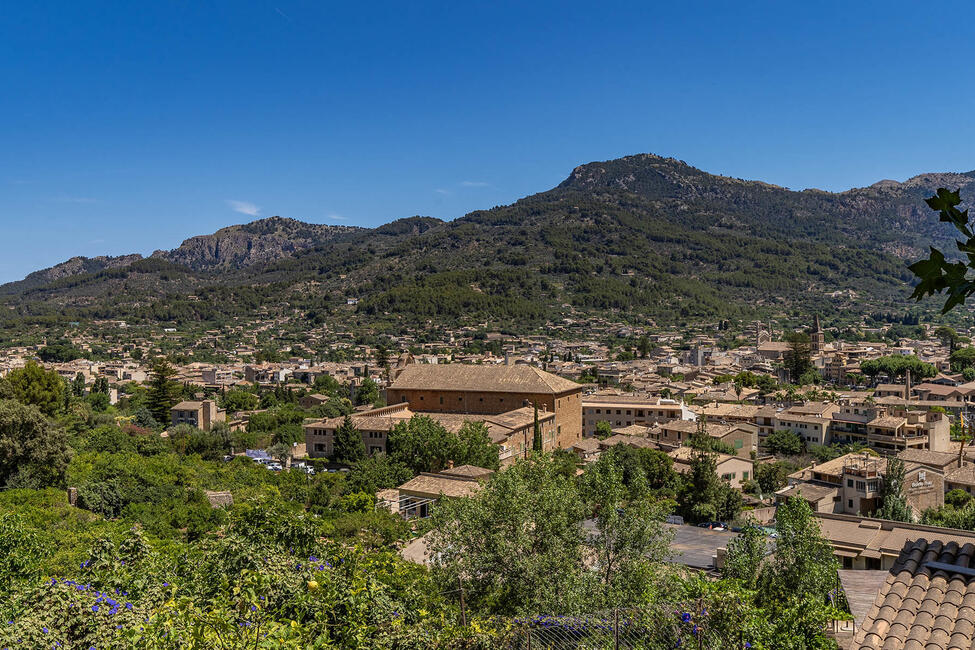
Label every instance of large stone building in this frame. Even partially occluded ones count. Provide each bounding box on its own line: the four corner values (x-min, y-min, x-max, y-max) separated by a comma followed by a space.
386, 364, 583, 448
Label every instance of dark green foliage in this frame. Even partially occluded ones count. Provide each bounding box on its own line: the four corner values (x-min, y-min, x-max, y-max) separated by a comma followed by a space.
386, 415, 499, 474
331, 416, 365, 465
345, 454, 413, 495
221, 388, 259, 413
532, 403, 542, 451
6, 361, 65, 417
874, 457, 912, 522
146, 359, 178, 424
784, 332, 811, 384
678, 437, 742, 523
909, 188, 975, 313
765, 430, 803, 456
751, 460, 798, 495
37, 340, 84, 363
454, 421, 501, 470
860, 354, 937, 379
594, 420, 613, 440
0, 399, 70, 489
354, 377, 380, 406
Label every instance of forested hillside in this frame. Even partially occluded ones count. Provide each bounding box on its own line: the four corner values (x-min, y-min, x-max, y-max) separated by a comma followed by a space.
2, 154, 970, 330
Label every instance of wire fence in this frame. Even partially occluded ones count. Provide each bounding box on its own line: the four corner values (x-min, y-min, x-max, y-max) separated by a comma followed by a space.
501, 604, 750, 650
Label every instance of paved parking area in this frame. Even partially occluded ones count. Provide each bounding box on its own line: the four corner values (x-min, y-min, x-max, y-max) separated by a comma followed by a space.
665, 524, 739, 570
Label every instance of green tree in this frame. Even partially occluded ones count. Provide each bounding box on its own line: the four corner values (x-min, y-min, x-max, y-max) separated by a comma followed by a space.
387, 415, 456, 474
752, 460, 793, 494
578, 452, 672, 609
269, 442, 293, 466
0, 399, 70, 488
355, 377, 380, 406
532, 403, 542, 451
910, 189, 975, 313
6, 361, 65, 417
72, 372, 86, 397
221, 389, 259, 413
429, 454, 588, 615
679, 435, 742, 523
936, 325, 961, 354
594, 420, 613, 440
454, 420, 500, 470
766, 429, 802, 456
722, 522, 766, 588
345, 453, 414, 495
784, 332, 812, 383
332, 415, 366, 465
874, 456, 913, 522
146, 359, 178, 424
756, 497, 839, 613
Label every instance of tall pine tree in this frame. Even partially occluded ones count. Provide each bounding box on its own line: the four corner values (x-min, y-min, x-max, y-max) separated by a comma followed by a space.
147, 358, 178, 424
332, 415, 366, 465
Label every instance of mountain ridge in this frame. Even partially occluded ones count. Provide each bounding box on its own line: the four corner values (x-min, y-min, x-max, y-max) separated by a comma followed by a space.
4, 153, 972, 329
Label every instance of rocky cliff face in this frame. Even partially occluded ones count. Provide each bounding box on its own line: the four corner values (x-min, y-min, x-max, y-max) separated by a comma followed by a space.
0, 254, 144, 294
152, 217, 361, 271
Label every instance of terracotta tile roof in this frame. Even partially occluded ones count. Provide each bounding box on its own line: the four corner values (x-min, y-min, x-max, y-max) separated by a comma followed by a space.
389, 364, 582, 394
855, 538, 975, 649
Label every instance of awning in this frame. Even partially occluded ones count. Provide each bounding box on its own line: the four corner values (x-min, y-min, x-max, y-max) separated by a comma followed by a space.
859, 548, 882, 559
834, 549, 859, 558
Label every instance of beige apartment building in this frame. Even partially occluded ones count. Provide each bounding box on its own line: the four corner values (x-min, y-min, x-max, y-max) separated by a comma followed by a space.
657, 420, 757, 459
581, 394, 694, 437
828, 401, 950, 453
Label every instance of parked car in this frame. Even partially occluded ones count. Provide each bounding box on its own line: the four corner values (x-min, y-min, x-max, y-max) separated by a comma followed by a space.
265, 462, 283, 472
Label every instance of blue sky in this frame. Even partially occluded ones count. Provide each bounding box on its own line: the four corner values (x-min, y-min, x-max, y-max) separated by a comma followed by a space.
2, 1, 975, 282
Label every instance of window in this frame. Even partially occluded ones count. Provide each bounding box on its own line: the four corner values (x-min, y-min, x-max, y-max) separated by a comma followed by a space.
742, 471, 749, 480
848, 499, 853, 508
439, 397, 443, 404
734, 439, 743, 449
847, 479, 853, 487
856, 481, 866, 492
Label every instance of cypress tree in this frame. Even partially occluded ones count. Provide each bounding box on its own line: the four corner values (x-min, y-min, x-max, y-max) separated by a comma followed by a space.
532, 403, 543, 451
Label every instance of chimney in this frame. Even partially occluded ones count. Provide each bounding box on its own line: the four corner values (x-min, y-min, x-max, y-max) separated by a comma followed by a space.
905, 369, 912, 400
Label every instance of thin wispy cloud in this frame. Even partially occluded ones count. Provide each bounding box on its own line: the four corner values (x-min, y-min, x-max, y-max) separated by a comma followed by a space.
274, 6, 293, 21
226, 200, 260, 217
434, 188, 450, 195
326, 213, 348, 221
460, 180, 489, 187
